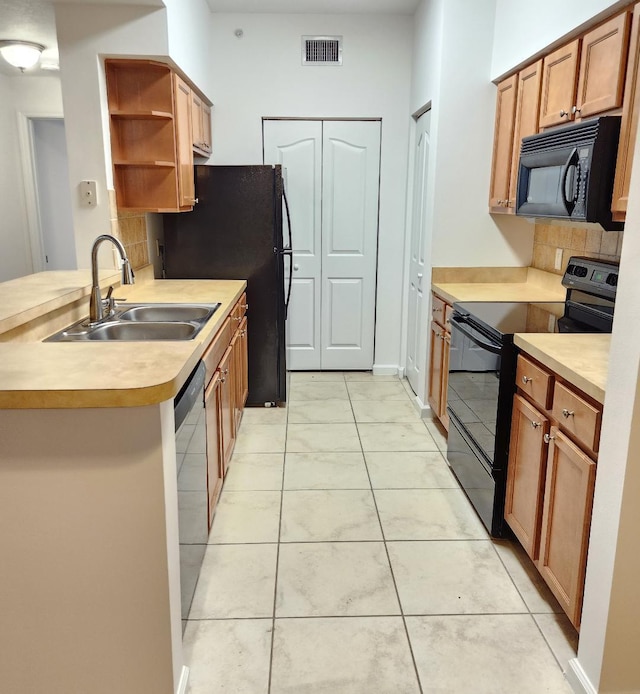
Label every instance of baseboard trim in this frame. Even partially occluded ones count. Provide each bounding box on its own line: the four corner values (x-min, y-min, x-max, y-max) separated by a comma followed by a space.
372, 364, 401, 376
566, 658, 597, 694
176, 665, 190, 694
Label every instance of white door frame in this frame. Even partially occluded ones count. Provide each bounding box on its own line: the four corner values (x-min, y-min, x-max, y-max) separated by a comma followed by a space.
400, 102, 433, 411
17, 110, 65, 273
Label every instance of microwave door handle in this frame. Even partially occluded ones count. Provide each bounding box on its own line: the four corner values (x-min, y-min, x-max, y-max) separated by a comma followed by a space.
561, 148, 579, 213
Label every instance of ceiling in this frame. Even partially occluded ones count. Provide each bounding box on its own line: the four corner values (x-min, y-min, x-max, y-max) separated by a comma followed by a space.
205, 0, 421, 13
0, 0, 420, 77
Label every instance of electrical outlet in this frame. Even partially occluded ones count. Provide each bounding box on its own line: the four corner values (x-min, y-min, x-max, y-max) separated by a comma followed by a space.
554, 248, 563, 271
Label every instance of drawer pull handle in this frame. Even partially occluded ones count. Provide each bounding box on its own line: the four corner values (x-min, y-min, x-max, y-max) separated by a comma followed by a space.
544, 433, 556, 444
220, 375, 226, 383
243, 303, 249, 310
433, 307, 443, 313
562, 408, 574, 418
522, 375, 533, 384
530, 420, 541, 429
224, 368, 229, 375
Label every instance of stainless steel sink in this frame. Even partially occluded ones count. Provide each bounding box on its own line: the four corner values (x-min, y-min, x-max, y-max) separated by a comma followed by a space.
45, 302, 221, 342
81, 322, 198, 341
118, 304, 218, 323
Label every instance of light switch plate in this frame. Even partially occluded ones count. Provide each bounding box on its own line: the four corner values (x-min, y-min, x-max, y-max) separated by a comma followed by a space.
79, 180, 98, 207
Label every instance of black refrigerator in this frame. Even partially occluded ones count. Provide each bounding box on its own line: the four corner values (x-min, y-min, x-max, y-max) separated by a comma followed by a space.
162, 165, 291, 406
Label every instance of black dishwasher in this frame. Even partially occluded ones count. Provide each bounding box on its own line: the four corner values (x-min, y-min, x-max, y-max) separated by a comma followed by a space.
174, 361, 208, 626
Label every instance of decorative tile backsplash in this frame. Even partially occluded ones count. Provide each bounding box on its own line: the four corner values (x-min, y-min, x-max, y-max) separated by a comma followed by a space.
532, 223, 623, 275
107, 189, 150, 270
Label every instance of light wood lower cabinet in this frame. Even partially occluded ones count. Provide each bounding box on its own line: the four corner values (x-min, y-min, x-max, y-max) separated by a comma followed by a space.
205, 371, 223, 529
505, 394, 550, 560
506, 353, 601, 630
427, 292, 451, 431
203, 294, 249, 527
538, 427, 596, 629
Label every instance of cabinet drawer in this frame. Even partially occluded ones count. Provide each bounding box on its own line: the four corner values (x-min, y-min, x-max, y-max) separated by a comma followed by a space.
203, 317, 233, 384
432, 294, 448, 326
517, 355, 553, 410
552, 382, 602, 453
232, 292, 248, 325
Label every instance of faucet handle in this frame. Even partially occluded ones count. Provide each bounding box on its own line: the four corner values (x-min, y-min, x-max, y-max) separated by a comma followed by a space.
103, 285, 116, 317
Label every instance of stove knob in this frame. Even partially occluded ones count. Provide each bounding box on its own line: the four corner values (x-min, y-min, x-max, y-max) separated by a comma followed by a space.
566, 264, 576, 275
606, 273, 618, 287
576, 266, 588, 278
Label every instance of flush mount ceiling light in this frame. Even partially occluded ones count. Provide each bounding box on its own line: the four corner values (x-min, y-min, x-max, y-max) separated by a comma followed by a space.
0, 40, 45, 72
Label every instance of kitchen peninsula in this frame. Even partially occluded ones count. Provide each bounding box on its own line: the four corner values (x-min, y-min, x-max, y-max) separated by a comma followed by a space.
0, 271, 246, 694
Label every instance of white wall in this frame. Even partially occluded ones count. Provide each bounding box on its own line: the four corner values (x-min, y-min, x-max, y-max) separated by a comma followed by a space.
55, 2, 170, 270
409, 0, 443, 113
164, 0, 214, 100
0, 74, 63, 282
491, 0, 628, 78
430, 0, 533, 269
208, 12, 413, 370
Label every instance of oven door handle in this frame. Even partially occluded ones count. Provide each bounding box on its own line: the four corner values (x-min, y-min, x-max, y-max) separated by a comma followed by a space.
450, 315, 502, 355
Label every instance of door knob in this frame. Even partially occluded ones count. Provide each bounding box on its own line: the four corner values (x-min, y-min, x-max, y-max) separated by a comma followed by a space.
293, 264, 299, 271
560, 109, 569, 118
571, 106, 581, 116
544, 433, 556, 444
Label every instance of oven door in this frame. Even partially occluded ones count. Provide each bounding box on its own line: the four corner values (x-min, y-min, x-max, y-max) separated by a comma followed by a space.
446, 314, 506, 536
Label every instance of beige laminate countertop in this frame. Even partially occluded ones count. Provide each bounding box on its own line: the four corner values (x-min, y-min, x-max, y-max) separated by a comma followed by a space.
513, 333, 610, 404
0, 277, 246, 409
0, 269, 122, 335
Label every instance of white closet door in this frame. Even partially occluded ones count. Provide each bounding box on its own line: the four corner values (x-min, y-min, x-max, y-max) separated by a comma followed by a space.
406, 110, 431, 394
321, 121, 381, 370
263, 120, 323, 370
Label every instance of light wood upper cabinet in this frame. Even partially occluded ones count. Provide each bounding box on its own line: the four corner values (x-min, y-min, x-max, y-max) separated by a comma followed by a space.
613, 3, 640, 220
576, 11, 631, 119
538, 427, 596, 629
489, 74, 518, 212
490, 63, 542, 214
174, 74, 196, 209
539, 39, 581, 128
105, 59, 211, 212
539, 12, 630, 128
191, 91, 212, 156
508, 60, 542, 206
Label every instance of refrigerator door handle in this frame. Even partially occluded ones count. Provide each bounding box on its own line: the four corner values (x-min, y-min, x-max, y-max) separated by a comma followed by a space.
282, 187, 293, 319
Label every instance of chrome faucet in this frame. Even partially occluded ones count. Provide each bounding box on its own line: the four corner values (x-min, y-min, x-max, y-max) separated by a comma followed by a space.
89, 234, 135, 324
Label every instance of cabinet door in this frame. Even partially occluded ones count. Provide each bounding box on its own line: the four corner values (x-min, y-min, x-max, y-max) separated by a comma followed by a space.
538, 427, 596, 629
205, 371, 223, 529
489, 74, 518, 213
230, 329, 243, 430
575, 11, 631, 119
441, 330, 450, 432
613, 4, 640, 219
508, 60, 542, 208
173, 75, 195, 209
539, 39, 580, 128
191, 91, 203, 151
505, 394, 550, 559
238, 316, 249, 412
202, 104, 212, 153
219, 346, 236, 475
428, 321, 445, 418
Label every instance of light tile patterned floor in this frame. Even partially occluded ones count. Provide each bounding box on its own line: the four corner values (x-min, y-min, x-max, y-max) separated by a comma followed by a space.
183, 372, 577, 694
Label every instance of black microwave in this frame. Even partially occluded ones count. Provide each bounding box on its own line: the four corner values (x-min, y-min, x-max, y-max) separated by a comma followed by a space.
515, 116, 623, 231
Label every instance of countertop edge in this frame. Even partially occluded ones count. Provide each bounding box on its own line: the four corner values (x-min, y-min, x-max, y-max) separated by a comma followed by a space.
514, 334, 607, 404
0, 279, 247, 409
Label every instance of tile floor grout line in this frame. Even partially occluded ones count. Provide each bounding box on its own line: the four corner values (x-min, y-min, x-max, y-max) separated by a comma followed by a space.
349, 381, 426, 694
266, 396, 289, 694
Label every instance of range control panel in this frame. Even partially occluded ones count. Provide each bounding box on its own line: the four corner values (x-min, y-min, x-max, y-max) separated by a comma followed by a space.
563, 256, 619, 299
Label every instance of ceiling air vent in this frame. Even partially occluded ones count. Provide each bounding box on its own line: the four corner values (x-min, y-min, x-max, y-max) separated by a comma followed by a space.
302, 36, 342, 66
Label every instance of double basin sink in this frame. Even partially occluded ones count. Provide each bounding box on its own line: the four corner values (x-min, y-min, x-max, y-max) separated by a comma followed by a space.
46, 303, 221, 342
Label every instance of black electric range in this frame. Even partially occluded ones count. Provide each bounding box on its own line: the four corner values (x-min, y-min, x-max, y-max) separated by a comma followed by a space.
446, 257, 618, 537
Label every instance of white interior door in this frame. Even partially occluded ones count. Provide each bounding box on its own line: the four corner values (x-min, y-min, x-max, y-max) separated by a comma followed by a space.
321, 121, 381, 370
32, 119, 76, 270
406, 110, 431, 394
264, 120, 322, 370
